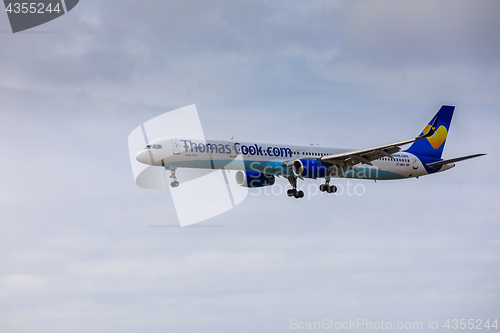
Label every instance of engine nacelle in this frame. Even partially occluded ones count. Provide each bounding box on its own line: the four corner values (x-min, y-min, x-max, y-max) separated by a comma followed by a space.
235, 170, 275, 188
292, 159, 330, 178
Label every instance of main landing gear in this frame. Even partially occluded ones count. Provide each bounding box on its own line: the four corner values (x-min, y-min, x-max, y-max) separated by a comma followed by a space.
319, 176, 337, 194
286, 176, 304, 199
287, 188, 304, 198
168, 166, 179, 188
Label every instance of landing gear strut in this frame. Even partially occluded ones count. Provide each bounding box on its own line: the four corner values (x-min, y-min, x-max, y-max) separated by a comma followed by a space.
319, 176, 337, 194
168, 166, 179, 188
286, 176, 304, 199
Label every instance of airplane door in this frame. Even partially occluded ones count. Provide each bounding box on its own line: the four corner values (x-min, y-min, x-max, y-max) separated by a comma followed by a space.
172, 139, 181, 155
412, 157, 418, 169
230, 143, 237, 157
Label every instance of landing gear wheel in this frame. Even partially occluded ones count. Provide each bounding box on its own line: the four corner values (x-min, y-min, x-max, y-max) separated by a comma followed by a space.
287, 189, 297, 197
293, 190, 304, 199
325, 185, 337, 193
320, 184, 337, 193
170, 181, 179, 188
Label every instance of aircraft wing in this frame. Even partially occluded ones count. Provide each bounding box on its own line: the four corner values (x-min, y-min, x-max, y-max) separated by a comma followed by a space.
320, 116, 439, 168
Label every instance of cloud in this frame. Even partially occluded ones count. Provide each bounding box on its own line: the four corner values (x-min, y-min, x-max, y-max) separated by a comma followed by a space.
0, 275, 51, 297
336, 0, 500, 67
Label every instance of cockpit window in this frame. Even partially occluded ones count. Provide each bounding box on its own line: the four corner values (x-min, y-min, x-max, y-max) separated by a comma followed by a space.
143, 144, 162, 150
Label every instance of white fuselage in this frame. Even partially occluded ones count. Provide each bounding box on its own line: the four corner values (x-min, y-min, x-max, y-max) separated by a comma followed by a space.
136, 138, 454, 181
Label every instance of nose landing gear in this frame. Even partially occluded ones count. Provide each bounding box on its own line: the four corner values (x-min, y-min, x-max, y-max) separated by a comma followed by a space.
319, 176, 337, 194
167, 166, 179, 188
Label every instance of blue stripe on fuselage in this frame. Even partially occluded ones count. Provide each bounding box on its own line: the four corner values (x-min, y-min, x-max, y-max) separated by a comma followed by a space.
167, 159, 296, 177
167, 159, 411, 180
339, 167, 406, 180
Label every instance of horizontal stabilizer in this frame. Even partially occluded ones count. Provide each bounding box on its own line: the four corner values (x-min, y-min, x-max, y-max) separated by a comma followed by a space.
426, 153, 486, 168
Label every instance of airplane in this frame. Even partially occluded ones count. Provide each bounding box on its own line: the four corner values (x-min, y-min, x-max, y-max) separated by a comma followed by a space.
135, 105, 485, 198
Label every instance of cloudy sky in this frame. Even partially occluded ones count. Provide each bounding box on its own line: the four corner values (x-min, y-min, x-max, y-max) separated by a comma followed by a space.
0, 1, 499, 332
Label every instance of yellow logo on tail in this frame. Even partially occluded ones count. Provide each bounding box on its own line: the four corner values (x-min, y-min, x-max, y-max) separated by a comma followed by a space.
423, 125, 448, 149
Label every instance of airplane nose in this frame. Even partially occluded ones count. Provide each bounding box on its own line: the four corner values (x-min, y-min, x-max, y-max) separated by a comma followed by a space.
136, 150, 151, 164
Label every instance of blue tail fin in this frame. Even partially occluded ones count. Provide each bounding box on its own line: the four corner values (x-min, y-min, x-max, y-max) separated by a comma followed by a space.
405, 105, 454, 158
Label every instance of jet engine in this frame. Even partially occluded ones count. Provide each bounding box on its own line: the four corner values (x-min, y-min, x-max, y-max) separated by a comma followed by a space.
292, 159, 330, 178
235, 170, 275, 187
